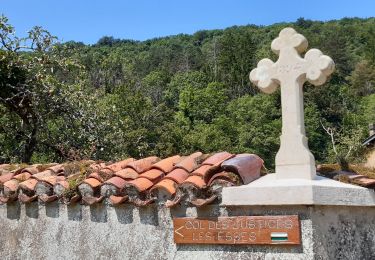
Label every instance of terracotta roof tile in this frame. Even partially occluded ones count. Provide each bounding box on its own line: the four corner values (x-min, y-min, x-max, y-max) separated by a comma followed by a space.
19, 178, 39, 192
151, 155, 181, 173
109, 195, 128, 205
202, 151, 234, 166
126, 177, 154, 192
48, 164, 65, 174
182, 175, 206, 189
0, 164, 10, 170
18, 193, 37, 203
164, 168, 189, 184
3, 179, 19, 193
32, 170, 55, 181
13, 172, 32, 181
105, 176, 127, 190
208, 171, 241, 186
139, 169, 164, 182
82, 195, 104, 205
89, 162, 107, 171
0, 151, 303, 207
114, 167, 139, 180
352, 177, 375, 187
127, 156, 160, 173
0, 172, 15, 184
221, 154, 263, 184
190, 194, 218, 207
39, 175, 65, 186
192, 165, 213, 177
151, 179, 178, 197
104, 158, 135, 172
39, 194, 58, 203
20, 166, 40, 175
175, 152, 204, 172
83, 177, 102, 188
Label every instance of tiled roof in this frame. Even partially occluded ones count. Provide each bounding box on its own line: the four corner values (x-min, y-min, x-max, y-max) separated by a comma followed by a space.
0, 152, 264, 207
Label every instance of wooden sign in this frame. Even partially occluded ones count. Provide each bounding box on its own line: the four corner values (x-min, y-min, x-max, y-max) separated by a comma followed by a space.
173, 215, 300, 245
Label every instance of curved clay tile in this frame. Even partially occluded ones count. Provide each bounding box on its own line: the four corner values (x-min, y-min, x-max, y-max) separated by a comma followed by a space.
67, 194, 81, 204
83, 178, 102, 188
4, 179, 19, 193
181, 175, 206, 189
82, 195, 104, 205
20, 166, 40, 175
88, 171, 109, 182
202, 151, 234, 166
151, 155, 182, 173
165, 195, 182, 208
89, 162, 107, 171
114, 168, 139, 180
104, 176, 127, 190
190, 194, 218, 207
39, 175, 65, 186
131, 197, 155, 207
126, 156, 160, 173
19, 179, 39, 192
151, 179, 178, 197
139, 169, 164, 182
174, 152, 204, 172
2, 179, 19, 202
87, 172, 101, 181
0, 172, 15, 184
126, 177, 154, 193
18, 193, 37, 203
109, 195, 128, 205
207, 171, 241, 186
192, 164, 222, 183
351, 177, 375, 187
0, 164, 10, 170
35, 176, 65, 199
164, 168, 189, 184
13, 172, 32, 181
192, 165, 212, 177
105, 158, 135, 172
48, 164, 65, 174
39, 194, 58, 203
221, 154, 263, 184
32, 170, 55, 181
0, 196, 9, 204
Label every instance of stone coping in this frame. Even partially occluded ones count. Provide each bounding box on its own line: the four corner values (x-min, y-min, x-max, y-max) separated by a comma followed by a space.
221, 174, 375, 206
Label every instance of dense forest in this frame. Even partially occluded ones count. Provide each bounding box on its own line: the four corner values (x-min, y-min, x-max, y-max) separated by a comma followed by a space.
0, 16, 374, 169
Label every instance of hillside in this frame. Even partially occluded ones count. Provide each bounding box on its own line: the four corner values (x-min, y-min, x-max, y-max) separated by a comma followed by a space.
0, 16, 374, 169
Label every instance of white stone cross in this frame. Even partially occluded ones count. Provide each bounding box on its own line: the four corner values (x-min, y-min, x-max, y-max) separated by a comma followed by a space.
250, 28, 335, 180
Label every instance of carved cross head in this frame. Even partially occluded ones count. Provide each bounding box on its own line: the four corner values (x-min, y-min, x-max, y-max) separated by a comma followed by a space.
250, 28, 335, 93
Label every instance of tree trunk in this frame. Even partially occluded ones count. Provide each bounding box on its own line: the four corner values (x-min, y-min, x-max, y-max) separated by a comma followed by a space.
22, 121, 37, 163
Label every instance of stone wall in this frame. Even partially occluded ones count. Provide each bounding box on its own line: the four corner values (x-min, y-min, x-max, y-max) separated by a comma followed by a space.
0, 203, 374, 260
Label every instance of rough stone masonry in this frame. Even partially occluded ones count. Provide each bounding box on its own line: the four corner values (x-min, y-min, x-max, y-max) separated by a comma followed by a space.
0, 203, 374, 260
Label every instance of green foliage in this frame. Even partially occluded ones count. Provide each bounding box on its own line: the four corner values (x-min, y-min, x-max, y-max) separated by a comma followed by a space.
226, 94, 281, 167
1, 15, 374, 170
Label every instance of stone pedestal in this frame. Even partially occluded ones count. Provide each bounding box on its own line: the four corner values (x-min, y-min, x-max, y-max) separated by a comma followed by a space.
222, 174, 375, 206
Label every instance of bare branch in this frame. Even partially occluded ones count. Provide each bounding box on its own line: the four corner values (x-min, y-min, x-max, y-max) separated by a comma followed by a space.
320, 120, 338, 156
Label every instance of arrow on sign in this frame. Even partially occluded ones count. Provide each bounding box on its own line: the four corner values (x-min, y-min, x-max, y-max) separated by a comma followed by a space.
174, 226, 184, 238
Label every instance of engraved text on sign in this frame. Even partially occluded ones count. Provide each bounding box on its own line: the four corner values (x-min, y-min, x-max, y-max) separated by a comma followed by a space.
173, 215, 300, 245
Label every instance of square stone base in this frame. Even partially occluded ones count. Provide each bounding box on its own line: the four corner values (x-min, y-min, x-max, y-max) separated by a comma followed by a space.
222, 174, 375, 206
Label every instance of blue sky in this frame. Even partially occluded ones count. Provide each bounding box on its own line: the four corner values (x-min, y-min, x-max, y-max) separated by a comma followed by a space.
2, 0, 374, 44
